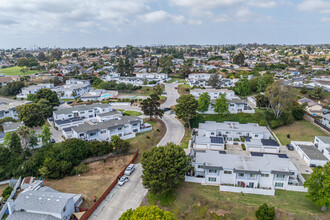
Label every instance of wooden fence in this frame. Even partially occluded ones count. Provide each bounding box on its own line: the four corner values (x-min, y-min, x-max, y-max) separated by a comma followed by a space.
79, 150, 139, 220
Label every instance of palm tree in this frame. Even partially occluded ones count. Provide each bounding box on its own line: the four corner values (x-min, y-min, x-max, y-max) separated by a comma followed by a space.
17, 126, 31, 149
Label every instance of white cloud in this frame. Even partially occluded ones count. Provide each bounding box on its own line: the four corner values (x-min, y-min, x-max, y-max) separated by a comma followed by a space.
321, 17, 330, 22
248, 0, 277, 8
141, 10, 201, 25
298, 0, 330, 14
168, 0, 244, 10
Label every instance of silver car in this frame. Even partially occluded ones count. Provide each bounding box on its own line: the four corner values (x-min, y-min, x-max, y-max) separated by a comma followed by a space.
124, 164, 135, 175
118, 176, 129, 186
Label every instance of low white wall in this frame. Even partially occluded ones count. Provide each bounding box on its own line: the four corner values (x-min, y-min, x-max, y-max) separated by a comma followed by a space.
111, 102, 131, 106
285, 185, 308, 192
220, 185, 275, 196
140, 127, 152, 133
122, 133, 136, 140
185, 176, 206, 184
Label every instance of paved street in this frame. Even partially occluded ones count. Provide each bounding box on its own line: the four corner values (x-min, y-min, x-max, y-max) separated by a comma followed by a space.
89, 82, 186, 219
90, 164, 148, 220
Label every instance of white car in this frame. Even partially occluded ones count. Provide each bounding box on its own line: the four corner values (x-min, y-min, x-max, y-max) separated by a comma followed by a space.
118, 176, 129, 186
124, 164, 135, 175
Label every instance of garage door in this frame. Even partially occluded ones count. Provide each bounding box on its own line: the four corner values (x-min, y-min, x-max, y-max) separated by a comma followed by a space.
265, 148, 278, 153
302, 154, 310, 165
249, 147, 261, 152
196, 144, 207, 149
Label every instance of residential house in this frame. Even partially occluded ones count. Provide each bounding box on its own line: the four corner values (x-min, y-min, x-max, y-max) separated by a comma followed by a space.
314, 136, 330, 161
320, 114, 330, 129
0, 76, 15, 87
193, 121, 279, 153
186, 73, 213, 87
187, 150, 304, 195
17, 83, 54, 99
298, 98, 324, 116
291, 139, 329, 166
7, 180, 82, 220
51, 79, 91, 99
0, 100, 31, 119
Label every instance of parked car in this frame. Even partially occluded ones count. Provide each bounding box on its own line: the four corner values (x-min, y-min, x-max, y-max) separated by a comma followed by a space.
124, 164, 135, 175
67, 101, 73, 104
174, 87, 178, 89
50, 139, 56, 143
286, 144, 294, 151
163, 107, 171, 112
118, 176, 129, 186
162, 91, 167, 95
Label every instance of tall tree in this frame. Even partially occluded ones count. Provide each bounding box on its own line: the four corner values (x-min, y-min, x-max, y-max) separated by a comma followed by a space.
304, 162, 330, 210
39, 125, 51, 145
232, 51, 245, 65
208, 74, 220, 89
37, 52, 46, 61
37, 98, 53, 118
180, 62, 191, 78
29, 130, 38, 149
16, 126, 31, 149
234, 77, 251, 96
153, 85, 163, 96
51, 49, 62, 60
141, 94, 164, 120
17, 103, 45, 127
214, 94, 229, 114
265, 81, 295, 119
141, 143, 190, 194
255, 94, 269, 108
309, 87, 323, 100
119, 206, 176, 220
117, 57, 125, 75
3, 132, 21, 154
197, 92, 210, 113
35, 88, 60, 107
175, 94, 198, 129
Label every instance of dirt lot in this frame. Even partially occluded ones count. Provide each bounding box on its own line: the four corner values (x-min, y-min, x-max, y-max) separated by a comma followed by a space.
43, 154, 133, 208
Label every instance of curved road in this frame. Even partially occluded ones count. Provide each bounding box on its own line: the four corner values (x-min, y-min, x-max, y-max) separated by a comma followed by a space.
91, 82, 185, 220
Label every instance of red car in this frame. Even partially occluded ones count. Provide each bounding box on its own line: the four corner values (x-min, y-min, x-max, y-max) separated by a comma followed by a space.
174, 87, 178, 89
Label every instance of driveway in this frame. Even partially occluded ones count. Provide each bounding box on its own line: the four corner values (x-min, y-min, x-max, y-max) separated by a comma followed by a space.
90, 164, 148, 220
280, 146, 313, 175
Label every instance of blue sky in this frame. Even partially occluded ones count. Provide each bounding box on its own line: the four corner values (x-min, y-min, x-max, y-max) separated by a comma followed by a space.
0, 0, 329, 49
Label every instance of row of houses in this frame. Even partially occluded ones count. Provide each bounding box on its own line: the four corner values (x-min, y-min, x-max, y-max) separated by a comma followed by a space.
51, 103, 151, 141
187, 121, 306, 195
186, 73, 239, 88
102, 72, 169, 86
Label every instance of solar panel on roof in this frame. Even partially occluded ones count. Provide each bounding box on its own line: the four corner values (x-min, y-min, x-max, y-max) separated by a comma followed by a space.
219, 151, 226, 154
261, 139, 279, 146
210, 136, 224, 144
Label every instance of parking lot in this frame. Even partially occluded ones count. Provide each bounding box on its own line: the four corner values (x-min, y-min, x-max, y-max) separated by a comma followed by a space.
90, 163, 148, 220
279, 146, 313, 175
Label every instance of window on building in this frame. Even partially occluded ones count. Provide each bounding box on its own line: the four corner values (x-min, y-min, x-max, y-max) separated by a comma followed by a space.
133, 123, 138, 126
209, 169, 217, 173
250, 174, 256, 178
80, 111, 85, 114
88, 110, 93, 112
197, 165, 203, 169
133, 129, 138, 132
275, 182, 283, 187
211, 132, 215, 135
224, 170, 232, 174
261, 173, 269, 177
118, 127, 122, 131
276, 174, 285, 179
79, 133, 84, 137
255, 135, 258, 137
101, 130, 106, 134
208, 177, 216, 182
238, 173, 244, 177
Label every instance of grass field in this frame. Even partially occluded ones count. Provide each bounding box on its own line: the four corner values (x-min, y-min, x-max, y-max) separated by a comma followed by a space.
273, 119, 327, 145
123, 110, 142, 116
168, 76, 186, 83
130, 118, 166, 162
43, 154, 133, 208
179, 127, 192, 149
119, 85, 164, 96
178, 84, 191, 96
143, 182, 330, 219
0, 66, 41, 75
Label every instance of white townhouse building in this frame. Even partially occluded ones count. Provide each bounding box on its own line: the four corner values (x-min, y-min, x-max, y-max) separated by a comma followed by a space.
17, 83, 54, 98
0, 100, 31, 119
186, 150, 305, 195
71, 116, 147, 141
190, 89, 255, 114
320, 114, 330, 129
103, 72, 168, 86
193, 121, 279, 153
186, 73, 213, 87
315, 136, 330, 161
51, 79, 91, 99
7, 180, 82, 220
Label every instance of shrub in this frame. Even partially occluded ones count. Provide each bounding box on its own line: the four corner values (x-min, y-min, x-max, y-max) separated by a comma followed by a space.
74, 163, 90, 175
2, 186, 13, 198
240, 137, 245, 142
255, 203, 275, 220
233, 138, 240, 141
241, 144, 246, 151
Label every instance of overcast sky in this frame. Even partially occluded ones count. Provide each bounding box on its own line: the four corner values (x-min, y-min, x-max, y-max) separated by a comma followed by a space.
0, 0, 330, 49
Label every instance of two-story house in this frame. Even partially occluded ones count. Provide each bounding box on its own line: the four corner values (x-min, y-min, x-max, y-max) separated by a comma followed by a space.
52, 79, 91, 99
17, 83, 54, 99
187, 150, 304, 195
193, 121, 279, 153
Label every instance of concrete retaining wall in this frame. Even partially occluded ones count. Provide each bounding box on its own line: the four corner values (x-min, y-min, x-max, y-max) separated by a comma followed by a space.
220, 185, 275, 196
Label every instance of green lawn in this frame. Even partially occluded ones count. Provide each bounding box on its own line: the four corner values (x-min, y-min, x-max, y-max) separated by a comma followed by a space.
119, 85, 164, 96
168, 76, 186, 83
273, 119, 327, 145
178, 84, 191, 96
0, 66, 42, 75
123, 110, 142, 116
179, 127, 192, 149
144, 182, 330, 219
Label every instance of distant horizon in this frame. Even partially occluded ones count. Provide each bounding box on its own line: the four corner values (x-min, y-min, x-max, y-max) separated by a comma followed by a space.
1, 0, 330, 49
